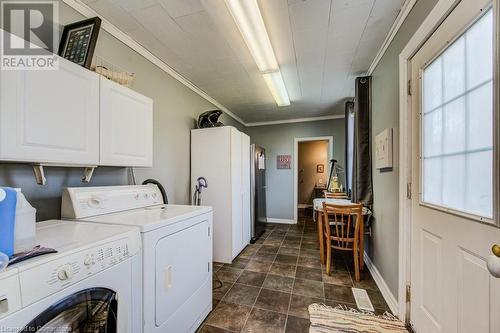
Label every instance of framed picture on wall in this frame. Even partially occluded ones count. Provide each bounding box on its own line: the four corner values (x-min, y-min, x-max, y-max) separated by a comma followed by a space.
277, 155, 291, 169
317, 164, 324, 173
58, 17, 101, 69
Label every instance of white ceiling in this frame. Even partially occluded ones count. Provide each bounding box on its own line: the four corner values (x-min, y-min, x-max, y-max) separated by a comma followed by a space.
81, 0, 404, 123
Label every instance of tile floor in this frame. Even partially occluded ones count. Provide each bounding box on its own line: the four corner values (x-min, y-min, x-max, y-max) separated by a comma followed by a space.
198, 209, 390, 333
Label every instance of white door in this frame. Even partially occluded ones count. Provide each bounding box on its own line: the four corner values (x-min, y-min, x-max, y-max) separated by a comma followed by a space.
191, 127, 233, 263
231, 128, 243, 258
241, 133, 251, 245
410, 1, 500, 332
99, 77, 153, 167
0, 57, 100, 165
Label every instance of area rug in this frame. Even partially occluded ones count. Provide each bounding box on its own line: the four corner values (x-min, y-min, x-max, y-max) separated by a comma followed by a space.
308, 303, 407, 333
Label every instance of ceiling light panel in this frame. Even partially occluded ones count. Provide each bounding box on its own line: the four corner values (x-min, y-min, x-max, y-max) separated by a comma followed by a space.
262, 71, 290, 107
225, 0, 279, 72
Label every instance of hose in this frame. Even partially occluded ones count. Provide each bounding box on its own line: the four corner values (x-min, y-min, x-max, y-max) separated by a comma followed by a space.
142, 179, 168, 204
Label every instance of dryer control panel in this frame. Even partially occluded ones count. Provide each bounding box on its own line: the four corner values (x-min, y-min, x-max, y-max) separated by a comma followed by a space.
62, 185, 163, 218
19, 238, 132, 307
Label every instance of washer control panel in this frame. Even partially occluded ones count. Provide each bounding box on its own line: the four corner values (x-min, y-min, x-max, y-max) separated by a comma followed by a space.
19, 238, 131, 306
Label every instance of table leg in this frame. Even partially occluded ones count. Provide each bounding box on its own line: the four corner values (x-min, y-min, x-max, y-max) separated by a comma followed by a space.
359, 216, 364, 271
317, 210, 325, 265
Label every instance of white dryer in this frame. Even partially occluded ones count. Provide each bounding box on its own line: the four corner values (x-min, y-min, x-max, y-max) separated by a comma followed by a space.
0, 220, 141, 332
61, 185, 214, 333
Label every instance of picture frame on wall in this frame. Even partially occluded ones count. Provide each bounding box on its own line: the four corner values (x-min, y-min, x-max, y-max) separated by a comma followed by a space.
58, 17, 101, 69
277, 155, 291, 169
317, 164, 324, 173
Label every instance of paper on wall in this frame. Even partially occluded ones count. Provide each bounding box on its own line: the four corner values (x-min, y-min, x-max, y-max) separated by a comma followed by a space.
258, 155, 265, 170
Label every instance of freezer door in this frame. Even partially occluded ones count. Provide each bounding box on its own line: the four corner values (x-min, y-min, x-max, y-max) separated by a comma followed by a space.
251, 145, 267, 242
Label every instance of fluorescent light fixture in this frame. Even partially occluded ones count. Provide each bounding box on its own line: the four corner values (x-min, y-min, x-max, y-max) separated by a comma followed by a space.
225, 0, 278, 72
225, 0, 291, 107
263, 71, 290, 107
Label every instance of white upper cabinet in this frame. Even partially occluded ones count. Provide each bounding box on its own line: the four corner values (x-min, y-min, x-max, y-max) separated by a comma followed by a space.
0, 31, 153, 169
0, 57, 100, 165
99, 77, 153, 167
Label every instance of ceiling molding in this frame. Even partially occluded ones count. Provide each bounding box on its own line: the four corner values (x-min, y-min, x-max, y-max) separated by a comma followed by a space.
61, 0, 246, 126
246, 114, 345, 127
366, 0, 418, 75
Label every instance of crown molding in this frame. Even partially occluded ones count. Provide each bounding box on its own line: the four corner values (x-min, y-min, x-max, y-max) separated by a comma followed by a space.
62, 0, 393, 128
246, 114, 345, 127
366, 0, 417, 75
61, 0, 246, 126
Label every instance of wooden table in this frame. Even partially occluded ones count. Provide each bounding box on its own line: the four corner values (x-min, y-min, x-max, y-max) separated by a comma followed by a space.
313, 186, 328, 200
313, 198, 372, 267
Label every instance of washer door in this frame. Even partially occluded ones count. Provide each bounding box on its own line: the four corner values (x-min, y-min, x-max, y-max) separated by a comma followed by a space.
21, 288, 117, 332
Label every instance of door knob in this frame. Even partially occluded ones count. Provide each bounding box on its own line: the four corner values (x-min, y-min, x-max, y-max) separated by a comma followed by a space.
487, 244, 500, 278
492, 244, 500, 257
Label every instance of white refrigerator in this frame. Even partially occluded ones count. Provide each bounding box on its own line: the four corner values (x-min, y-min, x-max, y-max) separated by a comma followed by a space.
191, 126, 251, 263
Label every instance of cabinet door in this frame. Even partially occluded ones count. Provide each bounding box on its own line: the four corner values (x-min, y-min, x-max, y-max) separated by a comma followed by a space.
0, 58, 100, 165
99, 77, 153, 167
241, 133, 251, 245
230, 128, 243, 258
191, 127, 233, 263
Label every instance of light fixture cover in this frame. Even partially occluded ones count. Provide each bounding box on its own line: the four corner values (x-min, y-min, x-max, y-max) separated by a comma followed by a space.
225, 0, 279, 72
263, 71, 290, 107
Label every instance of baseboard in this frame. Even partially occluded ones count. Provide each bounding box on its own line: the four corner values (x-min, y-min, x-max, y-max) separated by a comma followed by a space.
363, 253, 399, 315
297, 204, 312, 209
266, 218, 295, 224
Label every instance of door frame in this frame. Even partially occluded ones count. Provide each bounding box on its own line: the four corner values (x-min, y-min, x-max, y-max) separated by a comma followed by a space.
397, 0, 500, 323
293, 136, 334, 223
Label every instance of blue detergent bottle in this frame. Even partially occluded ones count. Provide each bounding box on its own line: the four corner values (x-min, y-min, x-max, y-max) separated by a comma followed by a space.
0, 187, 18, 257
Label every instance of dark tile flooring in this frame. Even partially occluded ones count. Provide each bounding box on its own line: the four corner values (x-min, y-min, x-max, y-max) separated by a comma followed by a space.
198, 210, 390, 333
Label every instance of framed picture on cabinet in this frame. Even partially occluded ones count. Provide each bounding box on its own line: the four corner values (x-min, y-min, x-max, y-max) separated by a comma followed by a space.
58, 17, 101, 69
317, 164, 324, 173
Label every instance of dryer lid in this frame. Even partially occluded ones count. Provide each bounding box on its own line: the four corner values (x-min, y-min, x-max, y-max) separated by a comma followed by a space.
78, 204, 212, 233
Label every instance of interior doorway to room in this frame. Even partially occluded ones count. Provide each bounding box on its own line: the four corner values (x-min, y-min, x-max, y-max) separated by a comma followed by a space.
293, 136, 333, 222
298, 140, 329, 209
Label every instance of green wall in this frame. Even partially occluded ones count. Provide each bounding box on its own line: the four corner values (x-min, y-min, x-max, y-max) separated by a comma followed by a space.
368, 0, 438, 298
246, 119, 345, 220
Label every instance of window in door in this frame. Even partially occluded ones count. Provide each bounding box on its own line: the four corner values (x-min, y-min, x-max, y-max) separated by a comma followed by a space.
421, 8, 494, 220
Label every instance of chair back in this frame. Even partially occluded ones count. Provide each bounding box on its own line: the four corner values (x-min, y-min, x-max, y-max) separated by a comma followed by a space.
322, 202, 363, 250
323, 191, 348, 199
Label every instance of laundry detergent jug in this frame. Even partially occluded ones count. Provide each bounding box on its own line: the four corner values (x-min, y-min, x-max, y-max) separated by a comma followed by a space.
0, 187, 18, 257
14, 189, 36, 253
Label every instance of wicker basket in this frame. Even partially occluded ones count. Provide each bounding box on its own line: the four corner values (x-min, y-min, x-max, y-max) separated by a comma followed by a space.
91, 57, 135, 87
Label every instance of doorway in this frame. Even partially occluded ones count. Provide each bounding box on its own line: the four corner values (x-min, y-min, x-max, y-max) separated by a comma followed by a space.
400, 0, 500, 331
293, 136, 333, 223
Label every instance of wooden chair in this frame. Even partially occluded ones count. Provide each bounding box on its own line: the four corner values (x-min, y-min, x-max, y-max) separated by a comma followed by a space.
323, 191, 348, 199
322, 202, 363, 281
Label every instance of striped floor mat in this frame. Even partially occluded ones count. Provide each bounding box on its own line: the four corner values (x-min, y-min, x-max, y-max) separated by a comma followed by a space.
308, 303, 408, 333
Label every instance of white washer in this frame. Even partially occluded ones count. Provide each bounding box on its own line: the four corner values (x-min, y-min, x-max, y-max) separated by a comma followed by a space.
61, 185, 214, 333
0, 220, 142, 333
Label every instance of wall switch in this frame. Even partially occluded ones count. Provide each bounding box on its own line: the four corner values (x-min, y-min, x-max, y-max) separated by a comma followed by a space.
375, 128, 393, 169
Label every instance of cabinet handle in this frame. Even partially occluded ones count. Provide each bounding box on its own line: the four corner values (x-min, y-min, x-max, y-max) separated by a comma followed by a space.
0, 297, 8, 314
165, 266, 172, 290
